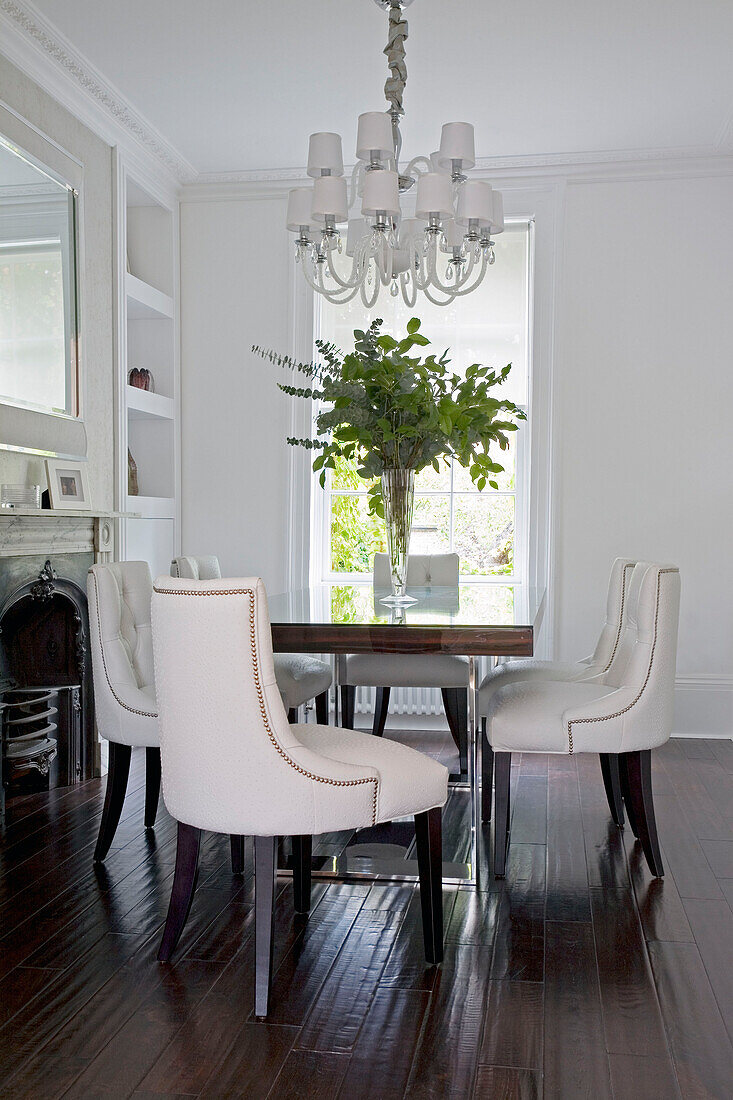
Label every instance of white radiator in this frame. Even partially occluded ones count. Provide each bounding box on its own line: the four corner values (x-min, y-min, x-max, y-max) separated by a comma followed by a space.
355, 685, 443, 716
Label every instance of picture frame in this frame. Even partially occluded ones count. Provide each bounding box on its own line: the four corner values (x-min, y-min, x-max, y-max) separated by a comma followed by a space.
45, 458, 92, 510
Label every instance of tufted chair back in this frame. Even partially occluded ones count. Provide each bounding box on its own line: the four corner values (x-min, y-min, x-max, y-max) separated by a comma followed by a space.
590, 562, 681, 750
586, 557, 636, 673
171, 555, 222, 581
87, 561, 158, 747
151, 576, 379, 836
373, 552, 459, 588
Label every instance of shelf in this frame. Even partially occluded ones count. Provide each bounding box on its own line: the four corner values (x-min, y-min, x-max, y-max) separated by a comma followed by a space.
126, 273, 174, 320
126, 495, 175, 519
126, 386, 174, 421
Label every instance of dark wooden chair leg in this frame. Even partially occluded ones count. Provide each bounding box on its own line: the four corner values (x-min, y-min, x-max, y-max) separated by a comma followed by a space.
493, 751, 512, 878
340, 685, 356, 729
373, 686, 391, 736
599, 753, 625, 827
94, 742, 132, 863
145, 747, 161, 828
158, 822, 201, 961
315, 691, 329, 724
618, 753, 640, 838
415, 807, 443, 964
481, 720, 494, 823
441, 687, 468, 775
624, 750, 664, 877
287, 707, 299, 723
292, 834, 312, 914
254, 834, 277, 1017
230, 834, 245, 875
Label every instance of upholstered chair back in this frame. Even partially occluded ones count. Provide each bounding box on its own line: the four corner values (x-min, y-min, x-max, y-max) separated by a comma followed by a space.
151, 576, 378, 836
373, 552, 459, 587
586, 557, 636, 672
87, 561, 158, 747
171, 555, 222, 580
592, 562, 680, 749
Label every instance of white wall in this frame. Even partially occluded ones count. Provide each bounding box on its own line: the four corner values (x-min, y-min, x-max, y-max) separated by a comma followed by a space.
180, 163, 733, 736
180, 193, 292, 590
554, 172, 733, 735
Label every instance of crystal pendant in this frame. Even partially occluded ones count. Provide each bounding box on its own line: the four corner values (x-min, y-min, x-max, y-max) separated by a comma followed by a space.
488, 245, 496, 265
390, 277, 399, 296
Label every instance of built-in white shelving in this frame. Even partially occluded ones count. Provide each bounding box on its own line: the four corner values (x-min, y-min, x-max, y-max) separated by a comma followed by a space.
115, 157, 180, 577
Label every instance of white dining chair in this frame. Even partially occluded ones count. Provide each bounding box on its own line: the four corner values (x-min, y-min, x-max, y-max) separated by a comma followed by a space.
87, 561, 161, 861
479, 556, 635, 823
171, 556, 332, 722
341, 553, 469, 770
483, 562, 680, 878
151, 574, 449, 1016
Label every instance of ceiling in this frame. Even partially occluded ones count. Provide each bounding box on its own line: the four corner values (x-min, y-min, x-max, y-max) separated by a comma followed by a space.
29, 0, 733, 177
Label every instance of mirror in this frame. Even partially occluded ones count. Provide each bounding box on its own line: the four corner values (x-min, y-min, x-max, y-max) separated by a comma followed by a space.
0, 136, 79, 418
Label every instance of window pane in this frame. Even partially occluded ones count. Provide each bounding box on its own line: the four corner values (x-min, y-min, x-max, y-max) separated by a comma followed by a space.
453, 495, 515, 576
411, 495, 450, 556
330, 453, 377, 491
330, 495, 385, 574
414, 462, 451, 492
451, 432, 517, 492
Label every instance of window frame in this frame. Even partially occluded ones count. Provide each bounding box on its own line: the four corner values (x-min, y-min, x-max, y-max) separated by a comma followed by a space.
310, 217, 534, 587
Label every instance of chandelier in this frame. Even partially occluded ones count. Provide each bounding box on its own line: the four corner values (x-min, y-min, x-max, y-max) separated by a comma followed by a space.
287, 0, 504, 308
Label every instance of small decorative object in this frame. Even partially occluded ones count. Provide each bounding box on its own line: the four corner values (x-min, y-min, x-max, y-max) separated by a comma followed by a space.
128, 367, 154, 391
288, 0, 504, 307
253, 317, 525, 604
45, 459, 91, 510
1, 484, 42, 510
127, 449, 139, 496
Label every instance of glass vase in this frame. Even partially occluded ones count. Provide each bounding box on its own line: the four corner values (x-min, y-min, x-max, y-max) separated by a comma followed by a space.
380, 467, 417, 605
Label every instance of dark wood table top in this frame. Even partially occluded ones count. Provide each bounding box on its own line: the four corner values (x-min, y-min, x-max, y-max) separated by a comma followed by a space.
269, 582, 545, 657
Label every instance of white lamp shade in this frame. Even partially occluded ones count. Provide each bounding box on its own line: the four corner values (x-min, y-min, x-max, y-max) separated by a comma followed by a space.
442, 218, 465, 249
307, 132, 344, 177
456, 180, 493, 226
361, 169, 400, 217
356, 112, 394, 161
311, 175, 348, 222
415, 172, 454, 219
429, 151, 449, 173
489, 190, 505, 233
398, 217, 422, 247
437, 122, 476, 170
390, 248, 410, 276
286, 187, 317, 232
346, 217, 368, 256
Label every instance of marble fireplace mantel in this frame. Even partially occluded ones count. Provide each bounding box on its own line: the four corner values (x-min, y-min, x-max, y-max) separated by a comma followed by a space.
0, 510, 135, 561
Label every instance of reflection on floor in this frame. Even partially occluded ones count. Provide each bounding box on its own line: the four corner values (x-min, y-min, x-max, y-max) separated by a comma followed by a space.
0, 734, 732, 1097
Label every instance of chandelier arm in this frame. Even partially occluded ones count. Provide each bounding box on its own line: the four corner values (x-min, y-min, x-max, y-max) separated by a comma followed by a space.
449, 251, 490, 296
313, 260, 361, 303
403, 154, 432, 177
360, 261, 381, 307
429, 244, 478, 295
399, 270, 417, 308
348, 161, 365, 208
422, 284, 458, 307
324, 238, 368, 289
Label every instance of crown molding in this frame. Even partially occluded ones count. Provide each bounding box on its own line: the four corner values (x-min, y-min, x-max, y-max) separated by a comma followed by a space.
184, 145, 733, 203
0, 0, 196, 188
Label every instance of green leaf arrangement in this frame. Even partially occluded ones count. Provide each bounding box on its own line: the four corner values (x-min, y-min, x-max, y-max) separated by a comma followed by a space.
252, 317, 526, 518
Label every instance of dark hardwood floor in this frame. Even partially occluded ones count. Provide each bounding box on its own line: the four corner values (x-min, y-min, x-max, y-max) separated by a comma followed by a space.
1, 735, 732, 1098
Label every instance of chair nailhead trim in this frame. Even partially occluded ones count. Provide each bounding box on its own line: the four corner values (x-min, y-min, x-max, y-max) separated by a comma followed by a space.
566, 568, 676, 754
153, 585, 379, 824
601, 562, 635, 674
89, 572, 158, 719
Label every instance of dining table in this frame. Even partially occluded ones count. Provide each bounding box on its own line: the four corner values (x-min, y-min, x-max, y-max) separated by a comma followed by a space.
268, 581, 546, 886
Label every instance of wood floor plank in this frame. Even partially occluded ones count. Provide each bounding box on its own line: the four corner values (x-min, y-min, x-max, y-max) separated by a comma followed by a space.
546, 754, 590, 920
336, 987, 430, 1100
651, 794, 723, 900
622, 828, 694, 943
509, 775, 547, 845
709, 738, 733, 773
543, 920, 613, 1100
608, 1054, 682, 1100
576, 753, 628, 890
379, 885, 456, 992
590, 887, 672, 1058
473, 1065, 541, 1099
700, 839, 733, 879
405, 943, 493, 1098
266, 1049, 350, 1099
682, 898, 733, 1044
479, 980, 543, 1070
490, 844, 546, 983
295, 909, 403, 1054
648, 939, 733, 1099
199, 1022, 298, 1099
658, 741, 733, 842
